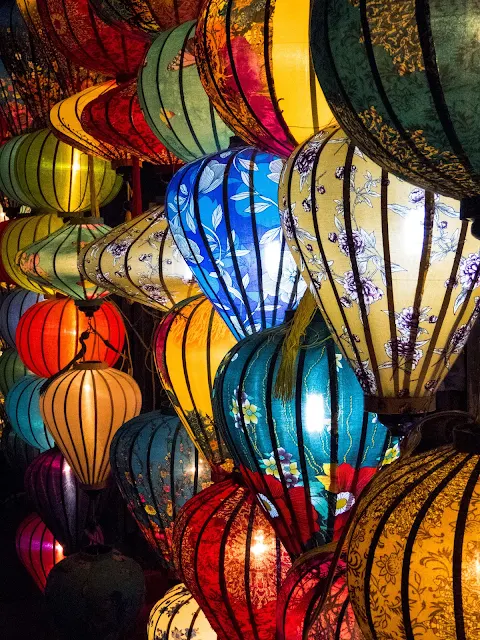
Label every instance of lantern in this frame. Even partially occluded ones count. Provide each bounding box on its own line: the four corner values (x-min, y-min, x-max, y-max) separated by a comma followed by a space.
167, 146, 305, 339
16, 297, 125, 377
40, 362, 142, 488
347, 421, 480, 640
6, 374, 54, 451
0, 58, 32, 141
137, 21, 233, 163
173, 477, 292, 640
78, 205, 199, 311
154, 295, 236, 471
280, 126, 480, 422
0, 348, 29, 396
0, 220, 16, 285
16, 513, 64, 592
196, 0, 334, 157
148, 583, 217, 640
0, 288, 43, 348
110, 411, 211, 568
0, 422, 41, 472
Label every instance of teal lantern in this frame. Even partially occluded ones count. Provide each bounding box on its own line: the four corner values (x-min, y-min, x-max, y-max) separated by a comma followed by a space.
6, 374, 54, 452
0, 347, 29, 396
0, 288, 43, 348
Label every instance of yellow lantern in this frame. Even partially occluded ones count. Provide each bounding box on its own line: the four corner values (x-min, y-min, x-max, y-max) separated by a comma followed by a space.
40, 361, 142, 489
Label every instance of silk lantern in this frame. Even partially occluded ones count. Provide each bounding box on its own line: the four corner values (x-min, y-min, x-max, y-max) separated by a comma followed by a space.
16, 513, 64, 592
0, 422, 41, 473
167, 146, 305, 339
0, 288, 43, 348
40, 362, 142, 488
6, 374, 54, 451
138, 21, 233, 163
110, 411, 211, 568
347, 421, 480, 640
0, 58, 32, 140
78, 205, 199, 311
16, 297, 125, 377
280, 126, 480, 423
173, 477, 292, 640
196, 0, 334, 157
0, 348, 29, 396
148, 583, 217, 640
0, 220, 17, 285
154, 295, 236, 472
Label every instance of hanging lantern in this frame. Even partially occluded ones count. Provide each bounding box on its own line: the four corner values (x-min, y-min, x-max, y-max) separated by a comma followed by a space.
196, 0, 334, 157
16, 297, 125, 378
0, 421, 42, 473
166, 145, 305, 339
78, 205, 199, 311
347, 420, 480, 640
137, 21, 234, 163
0, 288, 44, 348
0, 57, 33, 141
154, 295, 236, 472
0, 348, 29, 396
110, 411, 211, 568
148, 583, 217, 640
16, 513, 65, 592
279, 126, 480, 423
0, 220, 16, 286
40, 362, 142, 488
6, 374, 54, 451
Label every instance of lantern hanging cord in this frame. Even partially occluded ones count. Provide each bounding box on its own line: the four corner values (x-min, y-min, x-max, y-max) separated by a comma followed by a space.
39, 331, 90, 394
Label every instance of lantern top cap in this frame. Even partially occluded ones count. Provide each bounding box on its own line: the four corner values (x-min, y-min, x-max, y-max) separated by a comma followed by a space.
73, 361, 109, 370
63, 217, 104, 225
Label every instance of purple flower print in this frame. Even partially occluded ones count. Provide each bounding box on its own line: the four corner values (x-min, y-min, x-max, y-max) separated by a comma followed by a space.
343, 271, 383, 306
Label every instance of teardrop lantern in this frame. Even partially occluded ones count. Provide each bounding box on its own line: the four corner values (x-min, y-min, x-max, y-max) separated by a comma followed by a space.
0, 347, 29, 396
6, 374, 54, 451
0, 288, 43, 348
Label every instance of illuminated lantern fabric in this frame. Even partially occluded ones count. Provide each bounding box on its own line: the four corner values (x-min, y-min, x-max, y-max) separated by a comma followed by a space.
40, 362, 142, 488
347, 427, 480, 640
0, 221, 16, 285
0, 58, 33, 140
6, 374, 54, 451
167, 146, 305, 339
16, 297, 125, 378
0, 348, 30, 396
78, 205, 199, 311
214, 312, 394, 557
148, 583, 217, 640
16, 513, 64, 592
196, 0, 333, 158
137, 21, 233, 163
173, 477, 292, 640
110, 411, 211, 568
18, 218, 113, 302
154, 295, 236, 472
0, 288, 44, 348
280, 127, 480, 419
0, 421, 41, 472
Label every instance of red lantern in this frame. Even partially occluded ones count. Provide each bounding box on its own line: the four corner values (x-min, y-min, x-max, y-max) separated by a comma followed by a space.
16, 297, 125, 378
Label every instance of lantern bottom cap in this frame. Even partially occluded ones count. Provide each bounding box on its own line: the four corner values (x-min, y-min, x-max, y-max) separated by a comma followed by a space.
364, 395, 436, 417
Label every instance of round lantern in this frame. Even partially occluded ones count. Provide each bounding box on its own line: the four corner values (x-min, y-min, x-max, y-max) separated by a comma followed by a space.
6, 374, 54, 451
347, 422, 480, 640
78, 205, 200, 311
280, 126, 480, 421
0, 220, 16, 285
16, 513, 64, 592
0, 347, 29, 396
0, 422, 41, 472
148, 583, 217, 640
196, 0, 334, 157
138, 21, 233, 163
0, 288, 43, 348
40, 362, 142, 488
154, 295, 236, 472
110, 411, 211, 568
167, 146, 305, 339
173, 477, 292, 640
16, 297, 125, 377
45, 546, 145, 640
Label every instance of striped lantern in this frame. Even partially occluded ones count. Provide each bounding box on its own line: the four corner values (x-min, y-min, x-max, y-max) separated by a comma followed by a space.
0, 220, 17, 285
0, 348, 29, 396
0, 288, 44, 348
6, 374, 54, 451
0, 422, 41, 473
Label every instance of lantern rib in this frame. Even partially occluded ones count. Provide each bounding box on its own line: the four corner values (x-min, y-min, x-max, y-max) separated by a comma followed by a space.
178, 25, 205, 157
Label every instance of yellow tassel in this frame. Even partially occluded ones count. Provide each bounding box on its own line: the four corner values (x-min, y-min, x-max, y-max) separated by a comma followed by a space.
274, 289, 318, 402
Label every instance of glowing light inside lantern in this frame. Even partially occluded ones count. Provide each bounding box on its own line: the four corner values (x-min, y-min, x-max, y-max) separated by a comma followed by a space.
251, 530, 267, 557
305, 393, 330, 434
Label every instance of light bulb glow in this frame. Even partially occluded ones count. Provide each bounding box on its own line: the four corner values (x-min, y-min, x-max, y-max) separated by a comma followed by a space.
305, 393, 331, 434
251, 530, 267, 557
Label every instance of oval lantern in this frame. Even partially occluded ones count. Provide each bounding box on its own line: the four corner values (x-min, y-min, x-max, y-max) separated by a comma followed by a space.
0, 421, 41, 473
138, 21, 234, 163
0, 347, 29, 396
6, 374, 54, 451
16, 297, 125, 378
40, 362, 142, 488
196, 0, 333, 157
78, 205, 199, 311
154, 295, 236, 473
280, 126, 480, 423
148, 583, 217, 640
16, 513, 65, 592
173, 477, 292, 640
167, 146, 305, 339
0, 220, 17, 286
0, 288, 43, 348
111, 411, 211, 569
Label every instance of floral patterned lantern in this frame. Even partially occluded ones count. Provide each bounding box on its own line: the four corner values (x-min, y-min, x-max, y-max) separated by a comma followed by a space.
6, 374, 54, 451
196, 0, 334, 157
0, 422, 41, 473
0, 288, 43, 348
110, 411, 211, 569
0, 348, 30, 397
173, 477, 292, 640
167, 146, 304, 339
137, 21, 234, 163
279, 126, 480, 424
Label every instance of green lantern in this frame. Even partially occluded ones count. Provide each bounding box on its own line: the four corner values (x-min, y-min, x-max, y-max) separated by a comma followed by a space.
0, 347, 29, 397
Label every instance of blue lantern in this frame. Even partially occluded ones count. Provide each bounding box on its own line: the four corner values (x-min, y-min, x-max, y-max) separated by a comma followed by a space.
0, 288, 43, 348
6, 374, 54, 451
166, 146, 305, 339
